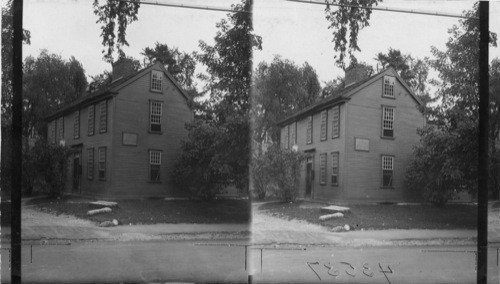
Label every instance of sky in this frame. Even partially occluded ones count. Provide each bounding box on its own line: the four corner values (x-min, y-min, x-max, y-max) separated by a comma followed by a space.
21, 0, 500, 88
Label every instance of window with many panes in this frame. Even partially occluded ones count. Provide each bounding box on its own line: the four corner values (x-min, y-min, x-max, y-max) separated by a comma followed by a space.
381, 155, 394, 187
320, 110, 327, 141
49, 120, 56, 144
57, 117, 64, 141
319, 153, 327, 185
74, 110, 80, 139
150, 101, 162, 132
87, 148, 94, 180
383, 76, 395, 98
99, 100, 107, 133
331, 152, 339, 186
88, 104, 95, 136
306, 115, 313, 144
151, 70, 162, 92
98, 147, 106, 180
284, 125, 289, 149
149, 150, 161, 182
331, 105, 340, 139
290, 122, 297, 146
382, 106, 395, 138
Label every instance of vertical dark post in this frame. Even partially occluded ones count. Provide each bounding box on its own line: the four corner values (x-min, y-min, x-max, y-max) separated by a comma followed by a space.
477, 2, 489, 284
245, 245, 248, 270
11, 0, 23, 283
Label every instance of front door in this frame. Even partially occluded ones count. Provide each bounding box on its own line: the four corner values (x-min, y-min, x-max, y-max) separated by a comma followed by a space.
305, 157, 313, 198
72, 151, 82, 193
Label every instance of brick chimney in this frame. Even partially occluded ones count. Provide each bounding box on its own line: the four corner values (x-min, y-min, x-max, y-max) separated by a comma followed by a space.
112, 57, 137, 81
344, 63, 370, 87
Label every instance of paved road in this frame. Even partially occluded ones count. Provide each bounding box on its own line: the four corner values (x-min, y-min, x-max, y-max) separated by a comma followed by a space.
1, 241, 499, 283
248, 245, 500, 284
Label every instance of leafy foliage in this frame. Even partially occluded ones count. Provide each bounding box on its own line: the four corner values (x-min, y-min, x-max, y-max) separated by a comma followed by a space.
406, 124, 477, 206
252, 56, 321, 144
251, 145, 305, 202
407, 3, 500, 202
141, 42, 197, 90
22, 141, 72, 197
173, 0, 261, 199
323, 0, 380, 68
23, 50, 88, 138
93, 0, 140, 62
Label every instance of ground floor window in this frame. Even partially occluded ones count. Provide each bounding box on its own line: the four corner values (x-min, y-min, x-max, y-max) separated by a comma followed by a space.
98, 147, 106, 180
87, 148, 94, 180
382, 155, 394, 187
319, 153, 327, 185
331, 152, 339, 186
149, 150, 162, 182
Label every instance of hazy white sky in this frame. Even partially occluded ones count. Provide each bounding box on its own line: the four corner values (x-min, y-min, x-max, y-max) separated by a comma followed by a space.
22, 0, 500, 87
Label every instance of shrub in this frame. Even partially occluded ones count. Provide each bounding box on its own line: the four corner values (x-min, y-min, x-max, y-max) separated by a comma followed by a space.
23, 140, 71, 197
251, 145, 304, 202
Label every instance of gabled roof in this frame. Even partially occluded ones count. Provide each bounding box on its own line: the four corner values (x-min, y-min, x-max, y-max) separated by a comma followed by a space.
46, 62, 192, 121
277, 67, 423, 126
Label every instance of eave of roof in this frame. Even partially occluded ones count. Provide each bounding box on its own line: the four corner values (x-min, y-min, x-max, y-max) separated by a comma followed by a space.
45, 62, 193, 121
277, 67, 423, 126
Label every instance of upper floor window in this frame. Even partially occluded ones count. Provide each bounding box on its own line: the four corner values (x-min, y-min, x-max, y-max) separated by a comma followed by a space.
74, 110, 80, 139
382, 106, 395, 138
49, 120, 56, 144
99, 100, 107, 133
383, 76, 395, 98
149, 150, 162, 182
150, 101, 163, 132
283, 125, 289, 149
98, 147, 106, 180
306, 115, 313, 144
88, 104, 95, 136
290, 122, 297, 146
331, 152, 339, 186
320, 110, 327, 141
382, 155, 394, 187
331, 105, 340, 139
319, 153, 327, 185
151, 70, 163, 92
57, 117, 64, 141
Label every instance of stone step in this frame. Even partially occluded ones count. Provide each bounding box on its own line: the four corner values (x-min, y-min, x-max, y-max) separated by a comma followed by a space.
320, 205, 350, 214
89, 201, 118, 208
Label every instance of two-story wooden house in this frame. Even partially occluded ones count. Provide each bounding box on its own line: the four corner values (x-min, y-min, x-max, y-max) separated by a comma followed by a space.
46, 59, 193, 198
278, 66, 426, 202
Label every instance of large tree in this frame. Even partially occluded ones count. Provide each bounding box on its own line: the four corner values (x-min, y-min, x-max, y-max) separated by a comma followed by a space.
252, 56, 321, 144
173, 0, 261, 199
406, 4, 500, 202
141, 42, 196, 90
23, 50, 88, 138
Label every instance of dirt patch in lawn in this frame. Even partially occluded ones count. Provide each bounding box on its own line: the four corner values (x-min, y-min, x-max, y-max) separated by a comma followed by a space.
27, 197, 250, 225
258, 201, 476, 230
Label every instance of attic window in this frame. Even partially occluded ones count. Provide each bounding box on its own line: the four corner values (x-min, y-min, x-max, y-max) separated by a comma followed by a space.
151, 70, 162, 92
383, 76, 395, 98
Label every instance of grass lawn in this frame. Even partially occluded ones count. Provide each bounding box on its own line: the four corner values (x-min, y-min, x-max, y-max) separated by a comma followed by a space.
27, 197, 250, 225
258, 201, 477, 230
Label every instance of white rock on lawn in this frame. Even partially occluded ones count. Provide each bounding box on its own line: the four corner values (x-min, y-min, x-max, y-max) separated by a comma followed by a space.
87, 207, 112, 216
319, 212, 344, 221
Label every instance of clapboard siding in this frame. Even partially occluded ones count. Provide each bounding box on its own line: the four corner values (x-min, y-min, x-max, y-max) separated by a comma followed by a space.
280, 68, 425, 202
344, 76, 424, 201
110, 66, 192, 196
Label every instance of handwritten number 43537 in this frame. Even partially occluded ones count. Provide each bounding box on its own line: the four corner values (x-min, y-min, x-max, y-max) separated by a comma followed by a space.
307, 261, 393, 283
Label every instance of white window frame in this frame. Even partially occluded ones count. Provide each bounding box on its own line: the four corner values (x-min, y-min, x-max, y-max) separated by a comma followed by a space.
150, 101, 163, 132
87, 148, 94, 180
382, 106, 395, 138
306, 115, 313, 144
331, 152, 339, 186
149, 150, 162, 182
74, 110, 80, 139
151, 70, 163, 92
381, 155, 394, 188
320, 110, 327, 141
99, 100, 107, 133
88, 104, 95, 136
319, 153, 327, 185
383, 76, 395, 98
331, 105, 340, 139
98, 147, 106, 180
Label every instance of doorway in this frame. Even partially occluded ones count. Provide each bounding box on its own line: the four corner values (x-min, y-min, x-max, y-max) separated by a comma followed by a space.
72, 150, 82, 193
305, 156, 314, 198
